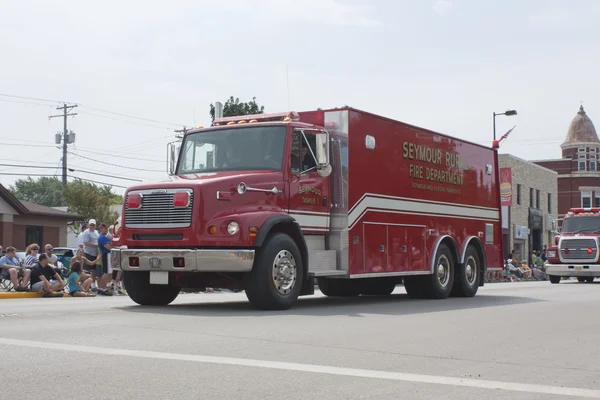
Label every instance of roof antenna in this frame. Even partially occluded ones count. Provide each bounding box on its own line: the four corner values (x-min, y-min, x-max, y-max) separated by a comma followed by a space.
286, 64, 291, 110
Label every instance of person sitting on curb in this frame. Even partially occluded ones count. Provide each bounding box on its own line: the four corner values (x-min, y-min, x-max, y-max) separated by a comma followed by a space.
67, 261, 95, 297
0, 246, 31, 291
30, 254, 64, 297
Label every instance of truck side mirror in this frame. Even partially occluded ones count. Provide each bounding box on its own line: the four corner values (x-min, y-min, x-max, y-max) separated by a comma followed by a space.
167, 142, 179, 176
315, 133, 332, 177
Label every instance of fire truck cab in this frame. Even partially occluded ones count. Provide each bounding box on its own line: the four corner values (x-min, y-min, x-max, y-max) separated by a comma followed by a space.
545, 207, 600, 283
111, 108, 503, 310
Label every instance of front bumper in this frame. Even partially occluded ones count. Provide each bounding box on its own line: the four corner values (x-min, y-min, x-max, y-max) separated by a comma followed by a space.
545, 263, 600, 277
111, 248, 255, 272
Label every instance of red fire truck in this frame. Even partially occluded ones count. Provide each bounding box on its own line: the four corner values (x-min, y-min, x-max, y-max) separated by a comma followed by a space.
111, 108, 503, 310
545, 207, 600, 283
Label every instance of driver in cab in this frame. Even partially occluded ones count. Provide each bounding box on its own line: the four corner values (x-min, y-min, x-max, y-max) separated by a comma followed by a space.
291, 137, 316, 173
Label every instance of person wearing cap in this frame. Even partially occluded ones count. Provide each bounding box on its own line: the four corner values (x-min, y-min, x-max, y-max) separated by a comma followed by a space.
81, 219, 100, 292
96, 223, 114, 296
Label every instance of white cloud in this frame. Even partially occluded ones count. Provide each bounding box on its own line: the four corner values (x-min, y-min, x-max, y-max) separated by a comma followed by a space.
433, 0, 453, 17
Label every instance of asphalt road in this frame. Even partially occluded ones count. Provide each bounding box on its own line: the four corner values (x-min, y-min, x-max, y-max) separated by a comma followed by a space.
1, 281, 600, 400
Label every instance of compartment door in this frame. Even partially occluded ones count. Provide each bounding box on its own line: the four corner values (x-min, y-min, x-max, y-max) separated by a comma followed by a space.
407, 226, 427, 271
363, 223, 387, 273
387, 225, 409, 273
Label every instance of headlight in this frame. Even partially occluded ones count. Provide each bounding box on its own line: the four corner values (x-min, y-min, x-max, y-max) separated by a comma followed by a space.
547, 250, 556, 258
227, 221, 240, 235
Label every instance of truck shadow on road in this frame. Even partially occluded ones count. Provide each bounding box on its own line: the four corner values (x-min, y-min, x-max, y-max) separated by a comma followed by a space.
115, 291, 544, 318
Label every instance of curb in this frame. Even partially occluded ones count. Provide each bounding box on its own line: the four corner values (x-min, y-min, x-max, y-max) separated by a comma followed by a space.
0, 292, 72, 299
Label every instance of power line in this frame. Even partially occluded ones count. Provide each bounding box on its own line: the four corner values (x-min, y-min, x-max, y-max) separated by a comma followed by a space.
0, 163, 57, 169
78, 110, 176, 130
68, 167, 142, 182
0, 142, 58, 148
68, 176, 128, 189
71, 146, 164, 163
79, 107, 183, 127
0, 163, 142, 182
68, 151, 164, 172
0, 93, 68, 104
0, 98, 57, 107
0, 93, 186, 127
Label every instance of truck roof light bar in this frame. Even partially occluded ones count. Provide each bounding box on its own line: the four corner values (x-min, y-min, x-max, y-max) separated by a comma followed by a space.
213, 111, 300, 126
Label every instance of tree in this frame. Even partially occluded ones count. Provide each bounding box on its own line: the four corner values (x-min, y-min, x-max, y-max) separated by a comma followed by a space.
63, 179, 120, 234
209, 96, 265, 122
10, 177, 65, 207
97, 185, 124, 205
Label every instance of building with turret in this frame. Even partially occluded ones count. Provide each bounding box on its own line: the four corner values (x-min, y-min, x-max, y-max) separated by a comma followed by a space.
534, 105, 600, 221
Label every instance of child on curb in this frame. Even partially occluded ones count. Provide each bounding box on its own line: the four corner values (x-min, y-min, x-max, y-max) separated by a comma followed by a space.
68, 261, 96, 297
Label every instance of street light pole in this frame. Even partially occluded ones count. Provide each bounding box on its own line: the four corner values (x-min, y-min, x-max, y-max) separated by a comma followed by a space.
493, 109, 517, 141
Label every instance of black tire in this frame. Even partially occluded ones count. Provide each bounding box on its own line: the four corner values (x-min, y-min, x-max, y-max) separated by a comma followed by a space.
403, 276, 426, 299
549, 275, 561, 284
244, 233, 303, 310
358, 279, 397, 296
577, 277, 586, 283
451, 245, 480, 298
317, 277, 361, 297
586, 277, 595, 283
421, 244, 455, 299
123, 271, 180, 306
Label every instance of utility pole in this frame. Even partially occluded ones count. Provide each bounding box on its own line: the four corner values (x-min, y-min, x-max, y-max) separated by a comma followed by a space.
49, 103, 78, 186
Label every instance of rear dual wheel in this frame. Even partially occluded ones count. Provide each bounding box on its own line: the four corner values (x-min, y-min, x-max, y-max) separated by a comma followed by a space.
578, 277, 595, 283
404, 244, 455, 300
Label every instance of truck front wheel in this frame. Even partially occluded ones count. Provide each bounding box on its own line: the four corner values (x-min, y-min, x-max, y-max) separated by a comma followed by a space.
123, 271, 180, 306
577, 277, 586, 283
586, 277, 595, 283
549, 276, 561, 284
244, 233, 304, 310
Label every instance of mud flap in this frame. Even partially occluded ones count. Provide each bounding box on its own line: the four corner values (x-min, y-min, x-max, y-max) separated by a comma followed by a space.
299, 276, 315, 296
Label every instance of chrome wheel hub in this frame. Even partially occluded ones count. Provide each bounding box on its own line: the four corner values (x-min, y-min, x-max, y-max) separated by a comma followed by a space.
272, 250, 297, 295
466, 256, 477, 285
437, 255, 450, 288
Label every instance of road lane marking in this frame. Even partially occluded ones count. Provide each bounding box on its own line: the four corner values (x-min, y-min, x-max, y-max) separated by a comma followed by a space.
0, 337, 598, 398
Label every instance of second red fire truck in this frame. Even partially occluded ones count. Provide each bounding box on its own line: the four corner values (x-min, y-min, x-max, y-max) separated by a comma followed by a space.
111, 107, 503, 310
545, 207, 600, 283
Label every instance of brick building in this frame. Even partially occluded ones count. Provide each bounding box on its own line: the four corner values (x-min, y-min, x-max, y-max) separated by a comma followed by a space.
499, 154, 558, 262
534, 106, 600, 221
0, 185, 82, 249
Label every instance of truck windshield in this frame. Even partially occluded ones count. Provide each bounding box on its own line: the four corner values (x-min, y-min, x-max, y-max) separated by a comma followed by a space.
177, 126, 286, 174
562, 217, 600, 233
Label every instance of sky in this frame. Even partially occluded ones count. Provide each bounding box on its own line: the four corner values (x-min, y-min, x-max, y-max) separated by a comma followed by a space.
1, 0, 599, 195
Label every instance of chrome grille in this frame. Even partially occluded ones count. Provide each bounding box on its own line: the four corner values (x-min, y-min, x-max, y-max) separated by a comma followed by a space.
559, 238, 598, 260
125, 189, 193, 229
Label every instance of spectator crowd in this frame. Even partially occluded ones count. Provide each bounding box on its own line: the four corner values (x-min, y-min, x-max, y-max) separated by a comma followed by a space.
486, 247, 550, 282
0, 219, 125, 297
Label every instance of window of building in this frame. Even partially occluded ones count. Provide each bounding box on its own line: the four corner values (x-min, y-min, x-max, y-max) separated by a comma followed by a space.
591, 160, 597, 172
579, 157, 587, 171
548, 193, 552, 212
591, 148, 597, 153
582, 191, 592, 208
578, 148, 586, 153
595, 193, 600, 208
517, 184, 521, 205
25, 226, 43, 246
530, 188, 534, 207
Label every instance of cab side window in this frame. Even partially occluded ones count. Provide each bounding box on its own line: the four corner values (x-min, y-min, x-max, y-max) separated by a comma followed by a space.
291, 132, 317, 174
